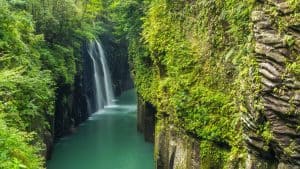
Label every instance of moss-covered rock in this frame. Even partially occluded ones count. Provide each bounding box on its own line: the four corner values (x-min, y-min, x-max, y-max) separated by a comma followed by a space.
107, 0, 300, 168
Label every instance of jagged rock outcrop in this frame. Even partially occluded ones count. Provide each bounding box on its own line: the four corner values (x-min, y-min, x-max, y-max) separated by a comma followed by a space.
155, 119, 200, 169
47, 46, 93, 159
53, 73, 89, 138
54, 74, 89, 138
137, 95, 156, 142
244, 0, 300, 168
46, 72, 89, 159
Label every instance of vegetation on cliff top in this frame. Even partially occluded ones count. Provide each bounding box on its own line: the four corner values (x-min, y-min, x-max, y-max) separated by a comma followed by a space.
108, 0, 255, 167
0, 0, 103, 167
1, 0, 299, 168
0, 0, 256, 167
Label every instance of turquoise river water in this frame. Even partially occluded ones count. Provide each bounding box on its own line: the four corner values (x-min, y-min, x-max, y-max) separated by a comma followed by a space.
47, 89, 154, 169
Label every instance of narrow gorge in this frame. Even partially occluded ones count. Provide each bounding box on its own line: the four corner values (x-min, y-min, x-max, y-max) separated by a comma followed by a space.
0, 0, 299, 169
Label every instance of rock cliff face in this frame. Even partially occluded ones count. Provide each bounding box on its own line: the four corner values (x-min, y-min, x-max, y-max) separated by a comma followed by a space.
137, 96, 156, 142
48, 40, 133, 159
136, 96, 200, 169
155, 119, 200, 169
53, 45, 94, 141
100, 34, 134, 96
134, 0, 300, 168
138, 97, 229, 169
47, 71, 89, 159
54, 74, 89, 139
244, 1, 300, 168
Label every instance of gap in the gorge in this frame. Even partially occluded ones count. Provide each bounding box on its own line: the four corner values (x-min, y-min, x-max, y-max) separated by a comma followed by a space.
47, 29, 156, 166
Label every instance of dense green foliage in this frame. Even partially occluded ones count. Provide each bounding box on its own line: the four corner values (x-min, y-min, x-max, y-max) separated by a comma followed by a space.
0, 117, 43, 169
0, 0, 103, 167
108, 0, 256, 167
1, 0, 297, 167
140, 0, 254, 142
0, 0, 54, 132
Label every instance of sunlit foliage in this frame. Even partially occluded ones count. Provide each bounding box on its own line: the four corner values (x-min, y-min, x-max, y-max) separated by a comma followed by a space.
0, 0, 103, 167
108, 0, 255, 167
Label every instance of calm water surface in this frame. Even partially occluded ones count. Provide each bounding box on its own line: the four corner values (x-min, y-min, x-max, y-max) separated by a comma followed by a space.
47, 89, 154, 169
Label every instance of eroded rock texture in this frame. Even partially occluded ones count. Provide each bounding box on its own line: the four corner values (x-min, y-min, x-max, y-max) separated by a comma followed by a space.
244, 0, 300, 168
137, 96, 156, 142
155, 119, 200, 169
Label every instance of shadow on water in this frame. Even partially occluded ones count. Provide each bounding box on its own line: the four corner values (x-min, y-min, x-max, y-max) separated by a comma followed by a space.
47, 89, 154, 169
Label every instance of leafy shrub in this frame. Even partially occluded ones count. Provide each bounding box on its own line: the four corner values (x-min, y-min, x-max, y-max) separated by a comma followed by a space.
0, 117, 43, 169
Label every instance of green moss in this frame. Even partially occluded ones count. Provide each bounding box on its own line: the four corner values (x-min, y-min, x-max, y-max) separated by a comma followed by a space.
154, 119, 164, 160
106, 0, 255, 166
200, 141, 230, 169
288, 0, 300, 11
284, 141, 297, 156
261, 122, 273, 145
108, 0, 256, 167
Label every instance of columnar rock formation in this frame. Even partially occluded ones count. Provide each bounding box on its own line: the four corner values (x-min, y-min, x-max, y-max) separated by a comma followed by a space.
137, 96, 156, 142
155, 120, 200, 169
105, 0, 299, 168
244, 0, 300, 168
141, 1, 300, 168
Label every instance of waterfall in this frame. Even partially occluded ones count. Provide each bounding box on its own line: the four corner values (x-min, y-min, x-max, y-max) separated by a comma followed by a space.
88, 47, 104, 110
88, 40, 115, 111
95, 41, 114, 106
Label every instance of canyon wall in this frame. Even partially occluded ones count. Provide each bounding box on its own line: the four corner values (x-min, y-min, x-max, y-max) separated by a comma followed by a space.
244, 0, 300, 168
130, 0, 299, 168
48, 40, 134, 159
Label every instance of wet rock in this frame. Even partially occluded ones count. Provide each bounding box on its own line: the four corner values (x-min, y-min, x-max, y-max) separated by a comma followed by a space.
43, 130, 54, 160
137, 96, 156, 142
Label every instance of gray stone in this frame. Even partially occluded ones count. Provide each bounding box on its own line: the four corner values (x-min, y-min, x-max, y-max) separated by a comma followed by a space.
245, 1, 300, 168
255, 43, 287, 63
155, 120, 200, 169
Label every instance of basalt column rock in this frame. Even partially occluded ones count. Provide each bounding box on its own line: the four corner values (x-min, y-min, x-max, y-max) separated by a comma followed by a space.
244, 1, 300, 168
155, 119, 200, 169
137, 95, 156, 142
49, 47, 90, 160
47, 72, 89, 160
100, 34, 134, 96
53, 73, 89, 139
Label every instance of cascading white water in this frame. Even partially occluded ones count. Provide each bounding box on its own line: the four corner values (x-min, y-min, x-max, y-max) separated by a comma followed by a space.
88, 46, 104, 110
95, 41, 114, 106
88, 40, 115, 110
